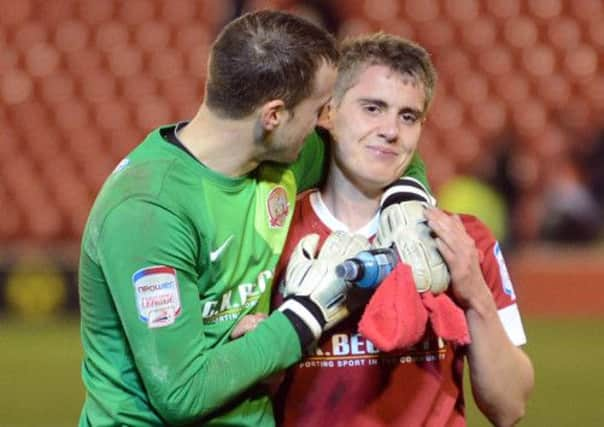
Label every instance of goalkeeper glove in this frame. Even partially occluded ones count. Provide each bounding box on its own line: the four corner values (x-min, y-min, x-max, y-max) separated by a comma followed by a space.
279, 231, 369, 348
375, 177, 450, 294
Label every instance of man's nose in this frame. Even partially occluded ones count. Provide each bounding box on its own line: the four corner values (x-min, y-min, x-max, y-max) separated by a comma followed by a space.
377, 115, 399, 143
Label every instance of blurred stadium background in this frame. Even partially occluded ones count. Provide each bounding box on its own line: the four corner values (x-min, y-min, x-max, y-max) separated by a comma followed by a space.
1, 0, 603, 425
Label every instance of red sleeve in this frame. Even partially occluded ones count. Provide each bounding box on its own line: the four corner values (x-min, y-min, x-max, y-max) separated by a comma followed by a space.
459, 214, 517, 310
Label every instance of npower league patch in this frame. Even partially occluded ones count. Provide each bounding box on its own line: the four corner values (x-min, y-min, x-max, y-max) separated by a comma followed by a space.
133, 266, 182, 328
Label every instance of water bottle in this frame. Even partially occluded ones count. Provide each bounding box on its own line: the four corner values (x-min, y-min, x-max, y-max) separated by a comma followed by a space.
335, 247, 398, 289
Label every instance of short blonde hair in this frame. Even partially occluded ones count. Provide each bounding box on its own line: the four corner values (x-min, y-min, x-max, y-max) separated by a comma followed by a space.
334, 32, 437, 113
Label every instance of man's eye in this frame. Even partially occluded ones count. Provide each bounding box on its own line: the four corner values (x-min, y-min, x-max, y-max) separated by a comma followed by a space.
364, 105, 380, 114
401, 113, 418, 123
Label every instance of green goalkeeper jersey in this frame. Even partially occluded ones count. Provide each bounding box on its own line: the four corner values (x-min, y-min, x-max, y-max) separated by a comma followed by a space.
78, 124, 429, 426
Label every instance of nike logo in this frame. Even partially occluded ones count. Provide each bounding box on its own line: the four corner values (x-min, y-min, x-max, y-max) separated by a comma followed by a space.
210, 235, 234, 263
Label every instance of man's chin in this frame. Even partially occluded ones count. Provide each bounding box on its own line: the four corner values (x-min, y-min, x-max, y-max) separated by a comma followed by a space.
271, 149, 302, 164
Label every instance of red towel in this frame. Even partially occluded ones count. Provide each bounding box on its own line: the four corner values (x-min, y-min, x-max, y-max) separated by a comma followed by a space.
358, 263, 471, 352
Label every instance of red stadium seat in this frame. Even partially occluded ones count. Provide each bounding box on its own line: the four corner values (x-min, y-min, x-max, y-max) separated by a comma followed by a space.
440, 128, 482, 170
53, 100, 91, 132
107, 45, 144, 78
443, 0, 479, 23
197, 0, 234, 26
135, 21, 171, 51
119, 75, 159, 100
564, 44, 598, 79
404, 0, 440, 22
512, 100, 548, 137
423, 153, 456, 192
186, 47, 210, 79
95, 21, 130, 52
570, 0, 603, 22
362, 0, 400, 23
135, 95, 174, 131
33, 0, 74, 26
470, 100, 507, 138
26, 199, 64, 241
0, 0, 32, 27
528, 0, 562, 20
14, 21, 48, 51
160, 0, 197, 25
119, 0, 156, 26
65, 49, 103, 76
478, 45, 514, 77
537, 74, 572, 109
378, 19, 416, 40
0, 45, 18, 76
434, 48, 471, 76
9, 100, 48, 128
547, 17, 581, 51
417, 18, 455, 49
106, 127, 144, 159
21, 124, 62, 164
452, 72, 489, 106
337, 18, 374, 38
160, 76, 201, 108
558, 98, 595, 134
493, 74, 531, 105
486, 0, 520, 19
175, 23, 211, 52
461, 15, 497, 53
78, 0, 115, 25
582, 76, 604, 110
0, 186, 22, 238
24, 42, 60, 77
94, 101, 131, 131
1, 69, 34, 105
2, 152, 63, 240
149, 50, 184, 80
588, 18, 604, 49
503, 16, 538, 49
0, 126, 21, 159
54, 19, 90, 53
173, 101, 200, 122
429, 97, 465, 131
81, 71, 118, 104
521, 44, 556, 77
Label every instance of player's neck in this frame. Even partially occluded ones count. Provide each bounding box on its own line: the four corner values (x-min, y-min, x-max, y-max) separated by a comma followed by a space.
178, 105, 259, 177
321, 169, 381, 231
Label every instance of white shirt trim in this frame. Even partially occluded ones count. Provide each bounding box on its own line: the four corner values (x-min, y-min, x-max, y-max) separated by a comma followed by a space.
309, 191, 378, 238
497, 304, 527, 346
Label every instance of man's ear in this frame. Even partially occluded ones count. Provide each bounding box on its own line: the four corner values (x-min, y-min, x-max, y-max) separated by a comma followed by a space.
317, 99, 334, 130
259, 100, 286, 131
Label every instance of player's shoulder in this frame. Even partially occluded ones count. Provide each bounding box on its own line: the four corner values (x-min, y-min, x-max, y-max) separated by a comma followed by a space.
89, 128, 202, 223
454, 213, 497, 250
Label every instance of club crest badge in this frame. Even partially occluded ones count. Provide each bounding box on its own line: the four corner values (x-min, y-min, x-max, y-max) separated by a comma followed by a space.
267, 186, 289, 228
132, 266, 182, 328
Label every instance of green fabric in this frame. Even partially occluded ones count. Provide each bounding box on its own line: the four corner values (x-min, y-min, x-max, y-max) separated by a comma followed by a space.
405, 151, 431, 191
79, 126, 316, 426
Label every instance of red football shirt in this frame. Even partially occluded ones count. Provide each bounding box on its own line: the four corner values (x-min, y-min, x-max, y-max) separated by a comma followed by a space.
272, 190, 526, 427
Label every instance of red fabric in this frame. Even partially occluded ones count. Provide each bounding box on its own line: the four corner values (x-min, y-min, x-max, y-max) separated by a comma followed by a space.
272, 191, 522, 427
359, 263, 471, 352
357, 263, 428, 352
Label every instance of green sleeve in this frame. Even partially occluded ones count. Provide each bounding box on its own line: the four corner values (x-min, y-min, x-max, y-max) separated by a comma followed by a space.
289, 130, 325, 192
98, 199, 301, 425
404, 151, 431, 192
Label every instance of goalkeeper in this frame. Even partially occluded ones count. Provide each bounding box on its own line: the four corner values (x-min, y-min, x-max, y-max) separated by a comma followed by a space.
263, 33, 534, 426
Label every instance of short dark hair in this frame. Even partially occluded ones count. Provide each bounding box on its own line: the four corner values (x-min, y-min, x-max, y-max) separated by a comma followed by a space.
334, 33, 437, 113
205, 10, 339, 119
